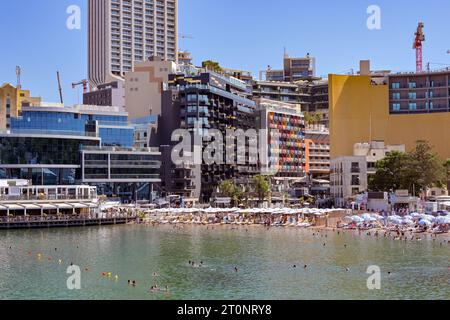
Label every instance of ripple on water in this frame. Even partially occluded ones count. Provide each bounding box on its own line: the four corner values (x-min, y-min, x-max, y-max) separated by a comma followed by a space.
0, 225, 448, 300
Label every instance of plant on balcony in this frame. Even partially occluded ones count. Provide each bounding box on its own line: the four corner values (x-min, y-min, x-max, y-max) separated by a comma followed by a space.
202, 60, 223, 73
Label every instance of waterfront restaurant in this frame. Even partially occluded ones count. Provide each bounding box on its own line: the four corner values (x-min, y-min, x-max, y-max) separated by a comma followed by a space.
0, 179, 98, 217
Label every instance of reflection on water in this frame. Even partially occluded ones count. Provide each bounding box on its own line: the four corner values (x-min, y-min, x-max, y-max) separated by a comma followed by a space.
0, 225, 448, 300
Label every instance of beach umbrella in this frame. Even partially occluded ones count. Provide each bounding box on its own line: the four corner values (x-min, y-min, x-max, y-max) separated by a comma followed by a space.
401, 218, 414, 225
343, 216, 353, 223
422, 215, 436, 222
351, 216, 364, 223
418, 219, 432, 226
403, 215, 413, 220
435, 216, 450, 225
388, 215, 402, 221
410, 212, 421, 220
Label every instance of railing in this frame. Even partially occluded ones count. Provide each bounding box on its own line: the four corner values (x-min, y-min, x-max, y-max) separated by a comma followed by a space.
9, 129, 98, 138
82, 146, 160, 153
0, 194, 95, 201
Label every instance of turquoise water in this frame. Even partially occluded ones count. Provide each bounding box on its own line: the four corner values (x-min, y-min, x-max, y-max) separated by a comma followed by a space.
0, 225, 448, 300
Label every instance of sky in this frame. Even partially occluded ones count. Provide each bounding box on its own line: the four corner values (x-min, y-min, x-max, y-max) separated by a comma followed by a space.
1, 0, 450, 105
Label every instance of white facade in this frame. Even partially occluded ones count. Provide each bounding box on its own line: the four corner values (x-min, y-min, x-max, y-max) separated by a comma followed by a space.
330, 156, 368, 208
88, 0, 178, 87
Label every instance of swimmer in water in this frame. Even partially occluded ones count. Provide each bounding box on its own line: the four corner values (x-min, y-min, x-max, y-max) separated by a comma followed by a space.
345, 267, 350, 272
304, 265, 308, 269
234, 267, 238, 273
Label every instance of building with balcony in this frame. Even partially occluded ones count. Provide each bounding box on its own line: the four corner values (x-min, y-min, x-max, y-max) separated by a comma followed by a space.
88, 0, 178, 87
0, 103, 161, 201
329, 60, 450, 161
252, 81, 306, 105
264, 53, 316, 82
160, 71, 257, 203
330, 156, 367, 208
330, 141, 406, 207
255, 99, 306, 179
304, 125, 330, 180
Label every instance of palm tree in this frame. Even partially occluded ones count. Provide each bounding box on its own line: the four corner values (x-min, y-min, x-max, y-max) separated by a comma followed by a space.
253, 175, 270, 204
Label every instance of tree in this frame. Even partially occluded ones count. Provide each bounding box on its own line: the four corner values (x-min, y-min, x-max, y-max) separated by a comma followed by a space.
406, 141, 446, 194
218, 180, 242, 207
443, 159, 450, 189
368, 151, 409, 192
252, 175, 270, 203
202, 60, 223, 73
304, 112, 314, 126
369, 141, 445, 194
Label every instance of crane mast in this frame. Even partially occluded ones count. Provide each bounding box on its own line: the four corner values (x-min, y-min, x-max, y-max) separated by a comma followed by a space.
413, 22, 425, 73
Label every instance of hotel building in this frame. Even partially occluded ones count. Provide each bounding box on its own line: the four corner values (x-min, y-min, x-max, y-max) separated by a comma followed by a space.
329, 61, 450, 161
256, 99, 306, 178
0, 103, 161, 201
88, 0, 178, 87
159, 71, 257, 203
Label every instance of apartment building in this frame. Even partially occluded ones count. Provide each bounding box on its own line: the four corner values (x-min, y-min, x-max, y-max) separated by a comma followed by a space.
88, 0, 178, 87
389, 70, 450, 114
330, 156, 367, 208
329, 61, 450, 160
160, 71, 257, 203
265, 54, 316, 82
305, 126, 330, 179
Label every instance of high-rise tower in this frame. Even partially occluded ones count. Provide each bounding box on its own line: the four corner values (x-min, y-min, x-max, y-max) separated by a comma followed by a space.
88, 0, 178, 87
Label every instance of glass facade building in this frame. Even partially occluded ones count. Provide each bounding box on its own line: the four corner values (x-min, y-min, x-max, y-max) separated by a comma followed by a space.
11, 106, 134, 147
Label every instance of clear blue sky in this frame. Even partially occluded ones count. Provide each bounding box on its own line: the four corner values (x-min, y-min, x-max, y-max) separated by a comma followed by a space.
1, 0, 450, 105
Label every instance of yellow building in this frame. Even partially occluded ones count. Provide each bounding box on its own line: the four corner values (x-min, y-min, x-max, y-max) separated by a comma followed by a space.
329, 73, 450, 161
0, 83, 41, 130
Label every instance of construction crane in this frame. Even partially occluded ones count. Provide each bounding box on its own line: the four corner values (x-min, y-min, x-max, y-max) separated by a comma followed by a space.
15, 66, 21, 89
413, 22, 425, 73
56, 71, 64, 105
72, 79, 88, 94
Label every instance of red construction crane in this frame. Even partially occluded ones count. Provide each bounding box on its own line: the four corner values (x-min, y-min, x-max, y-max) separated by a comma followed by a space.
72, 79, 88, 94
413, 22, 425, 73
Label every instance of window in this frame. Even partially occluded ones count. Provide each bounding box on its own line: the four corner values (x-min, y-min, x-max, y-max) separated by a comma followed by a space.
392, 92, 400, 100
392, 103, 401, 111
409, 103, 417, 110
391, 82, 400, 89
408, 92, 417, 99
408, 82, 416, 89
351, 175, 360, 186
